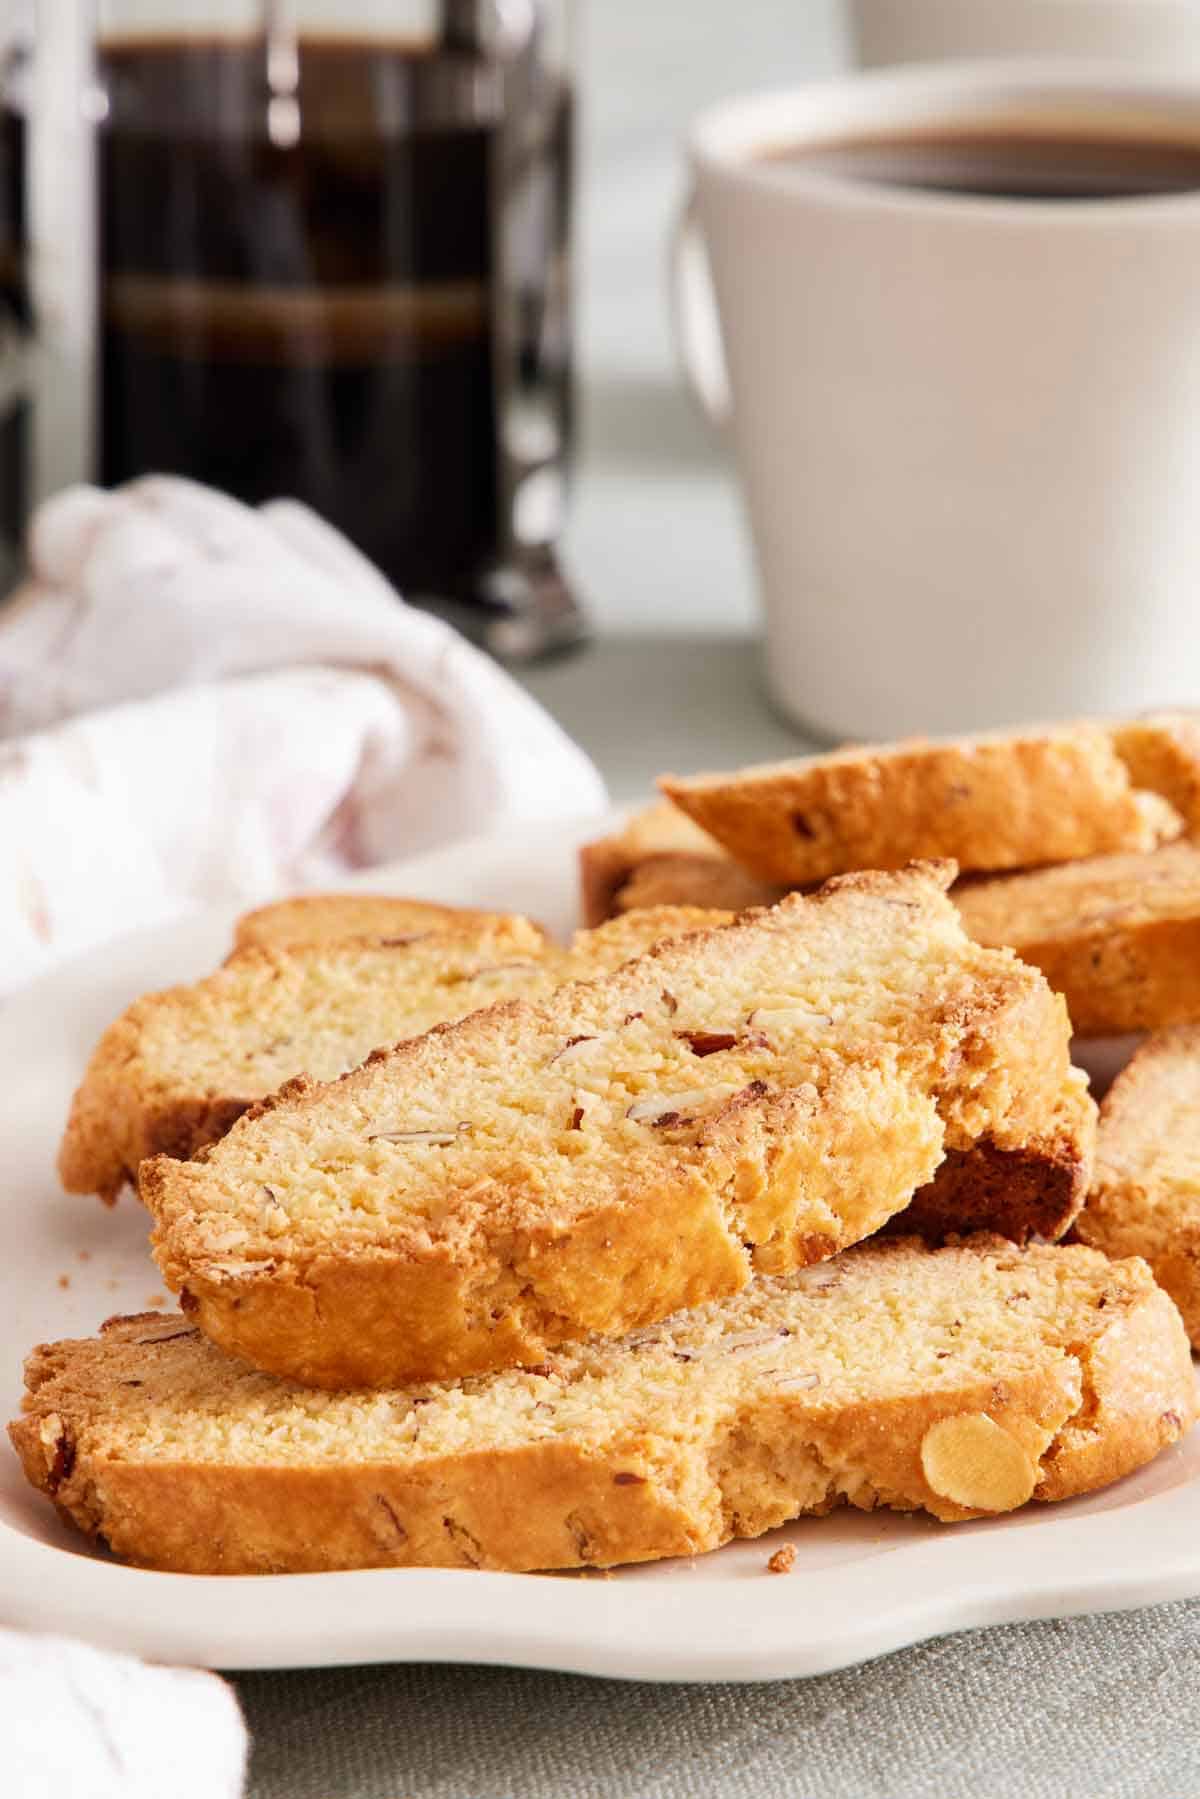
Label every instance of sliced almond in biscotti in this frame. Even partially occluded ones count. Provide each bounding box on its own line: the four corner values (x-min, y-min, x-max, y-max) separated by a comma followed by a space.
659, 717, 1193, 887
141, 863, 1087, 1387
58, 906, 721, 1205
955, 841, 1200, 1037
230, 893, 522, 956
1075, 1024, 1200, 1347
11, 1237, 1193, 1575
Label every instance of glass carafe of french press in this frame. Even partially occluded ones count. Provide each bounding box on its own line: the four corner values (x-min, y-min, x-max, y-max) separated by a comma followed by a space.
2, 0, 581, 653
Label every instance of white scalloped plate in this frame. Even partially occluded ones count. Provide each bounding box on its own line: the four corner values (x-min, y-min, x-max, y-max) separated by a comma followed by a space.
1, 813, 1197, 1681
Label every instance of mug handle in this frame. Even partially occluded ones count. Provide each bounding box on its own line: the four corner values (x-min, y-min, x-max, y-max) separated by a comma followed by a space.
668, 186, 732, 428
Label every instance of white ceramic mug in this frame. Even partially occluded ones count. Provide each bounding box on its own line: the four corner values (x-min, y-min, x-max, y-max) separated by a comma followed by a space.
849, 0, 1200, 69
673, 63, 1200, 740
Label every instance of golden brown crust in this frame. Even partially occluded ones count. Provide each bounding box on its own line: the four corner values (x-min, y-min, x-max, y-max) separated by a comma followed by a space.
141, 868, 1086, 1386
11, 1240, 1193, 1574
1075, 1024, 1200, 1346
955, 842, 1200, 1037
231, 894, 520, 955
660, 720, 1190, 887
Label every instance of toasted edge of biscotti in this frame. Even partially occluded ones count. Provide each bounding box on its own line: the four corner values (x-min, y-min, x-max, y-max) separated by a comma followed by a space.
1075, 1024, 1200, 1345
10, 1237, 1193, 1575
578, 800, 756, 926
141, 865, 1081, 1387
231, 894, 527, 956
659, 717, 1192, 886
955, 842, 1200, 1037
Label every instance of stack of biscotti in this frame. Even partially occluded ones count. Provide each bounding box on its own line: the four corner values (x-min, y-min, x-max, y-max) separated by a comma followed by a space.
582, 712, 1200, 1362
584, 716, 1200, 1032
13, 860, 1198, 1574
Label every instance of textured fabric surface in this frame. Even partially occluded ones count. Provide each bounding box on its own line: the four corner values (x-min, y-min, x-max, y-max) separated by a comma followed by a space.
235, 1599, 1200, 1799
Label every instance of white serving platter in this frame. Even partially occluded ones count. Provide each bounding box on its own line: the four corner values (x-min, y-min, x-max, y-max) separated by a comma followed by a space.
1, 813, 1197, 1681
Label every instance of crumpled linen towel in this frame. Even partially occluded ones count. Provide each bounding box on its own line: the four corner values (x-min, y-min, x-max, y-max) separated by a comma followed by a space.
0, 1627, 247, 1799
0, 476, 607, 991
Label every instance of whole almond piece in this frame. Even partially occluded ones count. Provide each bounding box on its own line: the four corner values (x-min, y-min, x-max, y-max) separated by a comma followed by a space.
920, 1412, 1039, 1513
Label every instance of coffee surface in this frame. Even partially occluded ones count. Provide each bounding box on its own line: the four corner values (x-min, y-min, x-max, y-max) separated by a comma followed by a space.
761, 124, 1200, 200
96, 36, 573, 600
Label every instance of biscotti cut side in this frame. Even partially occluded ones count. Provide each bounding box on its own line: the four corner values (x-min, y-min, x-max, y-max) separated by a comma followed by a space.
580, 802, 779, 925
1076, 1025, 1200, 1345
143, 865, 1082, 1387
955, 842, 1200, 1037
58, 907, 719, 1204
897, 1065, 1095, 1245
12, 1239, 1192, 1575
232, 894, 529, 955
660, 719, 1190, 886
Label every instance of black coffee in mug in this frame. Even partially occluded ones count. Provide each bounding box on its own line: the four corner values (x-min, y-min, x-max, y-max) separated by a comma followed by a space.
93, 31, 573, 604
761, 122, 1200, 200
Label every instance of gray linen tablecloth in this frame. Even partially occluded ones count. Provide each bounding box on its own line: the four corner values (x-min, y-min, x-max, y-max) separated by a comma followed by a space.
235, 1601, 1200, 1798
228, 638, 1200, 1797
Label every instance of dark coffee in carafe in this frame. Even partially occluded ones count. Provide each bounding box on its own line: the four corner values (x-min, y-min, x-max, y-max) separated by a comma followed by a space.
95, 32, 573, 603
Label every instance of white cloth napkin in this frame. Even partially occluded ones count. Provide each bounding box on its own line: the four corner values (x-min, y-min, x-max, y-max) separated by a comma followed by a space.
0, 1627, 247, 1799
0, 476, 607, 991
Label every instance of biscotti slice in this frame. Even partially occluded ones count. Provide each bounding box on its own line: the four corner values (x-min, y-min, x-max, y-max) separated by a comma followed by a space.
660, 719, 1192, 887
231, 894, 520, 956
580, 801, 780, 925
58, 907, 721, 1203
12, 1238, 1192, 1575
1075, 1025, 1200, 1345
955, 842, 1200, 1037
142, 864, 1084, 1387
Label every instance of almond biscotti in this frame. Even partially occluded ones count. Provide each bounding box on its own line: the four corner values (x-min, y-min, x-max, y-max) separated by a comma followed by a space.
59, 907, 717, 1204
955, 842, 1200, 1037
142, 865, 1087, 1387
231, 894, 517, 955
12, 1238, 1192, 1575
660, 717, 1195, 887
1075, 1025, 1200, 1345
580, 801, 780, 925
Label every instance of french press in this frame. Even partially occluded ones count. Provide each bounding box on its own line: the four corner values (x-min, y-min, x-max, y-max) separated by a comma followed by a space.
0, 0, 582, 654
